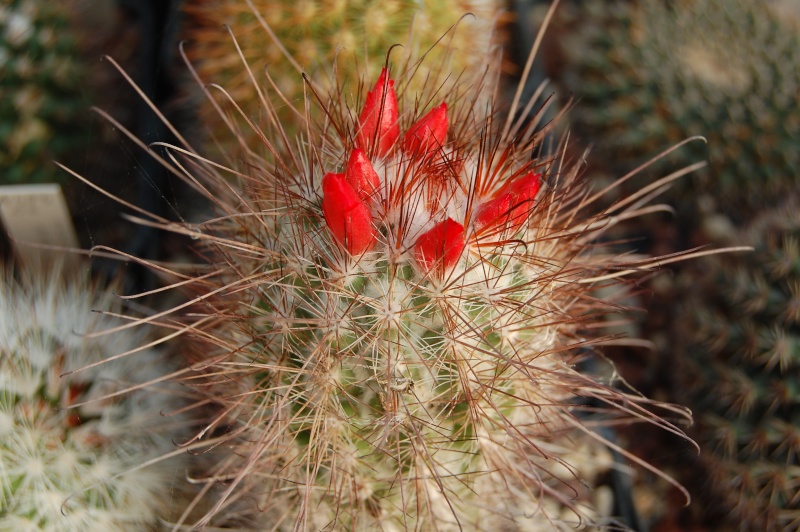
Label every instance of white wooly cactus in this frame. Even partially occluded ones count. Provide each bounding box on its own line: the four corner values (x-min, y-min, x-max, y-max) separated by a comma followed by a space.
0, 267, 190, 531
77, 11, 729, 531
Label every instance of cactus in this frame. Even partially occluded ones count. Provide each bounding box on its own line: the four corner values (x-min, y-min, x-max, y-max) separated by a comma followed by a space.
0, 266, 191, 530
68, 14, 729, 524
0, 0, 85, 185
181, 0, 504, 149
559, 0, 800, 215
673, 202, 800, 530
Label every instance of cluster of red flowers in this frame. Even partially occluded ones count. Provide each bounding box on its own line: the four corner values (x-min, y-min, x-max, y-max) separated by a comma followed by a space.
321, 69, 540, 276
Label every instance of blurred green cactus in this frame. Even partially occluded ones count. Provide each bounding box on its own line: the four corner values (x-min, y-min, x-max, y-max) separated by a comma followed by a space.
181, 0, 504, 149
559, 0, 800, 215
675, 203, 800, 529
0, 0, 85, 185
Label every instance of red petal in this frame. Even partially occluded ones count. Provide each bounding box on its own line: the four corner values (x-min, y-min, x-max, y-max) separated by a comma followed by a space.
414, 218, 465, 275
475, 172, 541, 234
356, 68, 400, 158
402, 103, 448, 157
322, 172, 376, 255
345, 148, 380, 202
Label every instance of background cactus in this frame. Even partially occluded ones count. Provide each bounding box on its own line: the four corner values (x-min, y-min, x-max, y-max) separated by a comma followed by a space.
532, 0, 800, 528
0, 266, 191, 530
669, 201, 800, 530
557, 0, 800, 216
180, 0, 505, 150
0, 0, 85, 185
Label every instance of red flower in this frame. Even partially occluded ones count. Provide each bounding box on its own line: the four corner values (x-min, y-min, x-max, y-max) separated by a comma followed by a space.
356, 68, 400, 158
414, 218, 465, 276
474, 172, 541, 234
344, 148, 380, 203
322, 172, 376, 255
402, 103, 448, 157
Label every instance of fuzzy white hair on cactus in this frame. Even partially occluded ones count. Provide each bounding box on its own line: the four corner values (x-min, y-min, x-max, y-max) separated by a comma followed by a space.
57, 1, 750, 530
0, 266, 193, 531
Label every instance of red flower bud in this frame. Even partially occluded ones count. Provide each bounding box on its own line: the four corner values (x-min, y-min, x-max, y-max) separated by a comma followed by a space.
322, 172, 376, 255
402, 103, 448, 157
474, 193, 512, 232
356, 68, 400, 158
414, 218, 465, 276
474, 172, 541, 234
344, 148, 380, 203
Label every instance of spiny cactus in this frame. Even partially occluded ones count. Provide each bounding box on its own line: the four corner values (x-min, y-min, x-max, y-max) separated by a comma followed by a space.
181, 0, 504, 148
559, 0, 800, 215
68, 10, 737, 528
0, 0, 85, 185
674, 202, 800, 530
0, 266, 191, 530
